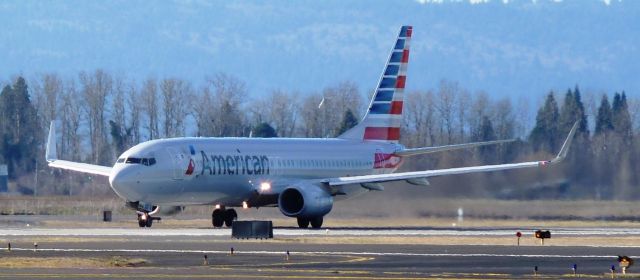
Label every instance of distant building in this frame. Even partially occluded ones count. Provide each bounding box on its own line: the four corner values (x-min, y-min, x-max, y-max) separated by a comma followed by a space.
0, 165, 7, 192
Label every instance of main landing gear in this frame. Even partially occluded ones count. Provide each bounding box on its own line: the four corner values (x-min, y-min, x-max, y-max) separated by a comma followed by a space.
137, 212, 161, 228
212, 207, 237, 228
297, 216, 323, 229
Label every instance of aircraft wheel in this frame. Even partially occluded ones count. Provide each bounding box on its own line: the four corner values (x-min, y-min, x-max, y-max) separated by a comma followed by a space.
296, 217, 310, 228
212, 209, 225, 228
145, 218, 153, 227
310, 216, 323, 229
138, 213, 152, 228
224, 209, 237, 227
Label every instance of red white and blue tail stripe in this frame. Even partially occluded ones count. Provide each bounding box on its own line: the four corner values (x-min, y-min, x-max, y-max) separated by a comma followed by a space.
339, 26, 412, 143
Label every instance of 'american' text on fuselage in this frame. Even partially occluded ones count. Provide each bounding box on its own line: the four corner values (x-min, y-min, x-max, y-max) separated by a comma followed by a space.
200, 151, 270, 176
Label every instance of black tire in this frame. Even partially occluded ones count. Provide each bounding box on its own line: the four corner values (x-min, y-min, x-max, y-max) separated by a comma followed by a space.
310, 216, 323, 229
212, 209, 224, 228
145, 218, 153, 228
297, 217, 310, 228
224, 209, 237, 227
138, 214, 149, 228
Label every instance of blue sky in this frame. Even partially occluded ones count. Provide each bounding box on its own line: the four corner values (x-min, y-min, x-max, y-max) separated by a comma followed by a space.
0, 0, 637, 100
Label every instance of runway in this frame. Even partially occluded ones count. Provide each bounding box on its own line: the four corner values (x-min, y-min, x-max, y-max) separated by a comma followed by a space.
1, 225, 640, 279
3, 226, 640, 237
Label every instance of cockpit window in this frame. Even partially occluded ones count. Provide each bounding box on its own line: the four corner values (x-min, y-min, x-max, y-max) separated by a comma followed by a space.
125, 157, 141, 164
116, 158, 125, 163
125, 157, 156, 166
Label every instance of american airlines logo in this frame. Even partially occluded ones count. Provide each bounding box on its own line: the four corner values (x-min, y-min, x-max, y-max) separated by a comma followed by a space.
374, 153, 402, 169
200, 151, 270, 175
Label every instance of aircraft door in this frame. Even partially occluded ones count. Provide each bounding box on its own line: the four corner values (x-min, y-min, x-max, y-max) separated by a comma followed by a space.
167, 147, 187, 180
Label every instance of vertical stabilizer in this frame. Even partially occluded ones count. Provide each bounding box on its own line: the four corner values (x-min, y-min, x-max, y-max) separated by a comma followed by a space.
338, 25, 412, 143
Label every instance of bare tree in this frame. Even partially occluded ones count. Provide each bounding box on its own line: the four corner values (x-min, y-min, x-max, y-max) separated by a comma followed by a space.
141, 78, 160, 140
205, 73, 248, 136
436, 80, 458, 144
515, 95, 531, 138
60, 79, 83, 162
456, 89, 471, 142
31, 73, 62, 131
468, 91, 490, 141
160, 78, 191, 137
79, 70, 112, 164
404, 90, 435, 147
127, 80, 142, 144
254, 90, 300, 137
193, 85, 216, 137
492, 97, 515, 140
300, 93, 324, 138
112, 76, 127, 134
319, 81, 363, 137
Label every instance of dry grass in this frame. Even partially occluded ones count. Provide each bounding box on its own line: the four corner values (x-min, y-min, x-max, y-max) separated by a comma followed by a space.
272, 235, 640, 247
0, 256, 147, 268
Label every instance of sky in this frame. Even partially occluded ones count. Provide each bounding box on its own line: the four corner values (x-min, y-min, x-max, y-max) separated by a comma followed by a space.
0, 0, 638, 100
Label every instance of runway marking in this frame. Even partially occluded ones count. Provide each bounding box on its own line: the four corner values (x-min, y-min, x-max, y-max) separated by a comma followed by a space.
218, 255, 375, 268
6, 247, 637, 259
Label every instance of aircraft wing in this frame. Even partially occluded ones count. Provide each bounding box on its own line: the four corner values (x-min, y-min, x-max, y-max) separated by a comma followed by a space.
48, 160, 112, 176
325, 121, 578, 188
395, 139, 515, 157
45, 121, 113, 177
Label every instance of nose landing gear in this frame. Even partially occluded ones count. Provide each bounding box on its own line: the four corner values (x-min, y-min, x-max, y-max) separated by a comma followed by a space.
212, 206, 237, 228
137, 211, 161, 228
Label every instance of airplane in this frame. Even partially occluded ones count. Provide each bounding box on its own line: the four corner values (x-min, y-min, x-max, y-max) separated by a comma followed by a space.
45, 26, 578, 229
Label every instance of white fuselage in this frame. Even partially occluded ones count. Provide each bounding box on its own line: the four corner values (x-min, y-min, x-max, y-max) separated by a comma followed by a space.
108, 137, 404, 207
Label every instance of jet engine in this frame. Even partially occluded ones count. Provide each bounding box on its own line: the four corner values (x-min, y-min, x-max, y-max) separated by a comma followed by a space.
278, 184, 333, 218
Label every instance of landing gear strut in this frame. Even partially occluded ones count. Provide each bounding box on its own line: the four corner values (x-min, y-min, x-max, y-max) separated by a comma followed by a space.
297, 216, 323, 229
211, 207, 237, 228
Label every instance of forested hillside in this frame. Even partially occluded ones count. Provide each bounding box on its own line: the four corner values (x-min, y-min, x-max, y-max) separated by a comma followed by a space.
0, 71, 637, 199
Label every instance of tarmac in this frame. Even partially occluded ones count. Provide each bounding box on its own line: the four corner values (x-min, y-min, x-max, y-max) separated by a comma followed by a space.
1, 219, 639, 279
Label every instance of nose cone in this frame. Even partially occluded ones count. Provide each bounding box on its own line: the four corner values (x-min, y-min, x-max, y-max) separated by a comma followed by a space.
109, 166, 140, 200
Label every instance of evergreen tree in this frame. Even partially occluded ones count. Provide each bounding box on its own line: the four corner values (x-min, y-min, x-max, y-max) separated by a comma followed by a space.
335, 109, 359, 137
595, 94, 613, 135
559, 86, 588, 137
0, 78, 40, 179
558, 89, 577, 136
109, 120, 126, 157
612, 92, 632, 143
529, 92, 559, 152
252, 122, 278, 138
477, 115, 496, 163
0, 85, 11, 165
572, 85, 588, 135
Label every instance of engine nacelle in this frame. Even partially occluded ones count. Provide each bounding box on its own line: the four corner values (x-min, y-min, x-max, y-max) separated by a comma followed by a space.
278, 184, 333, 218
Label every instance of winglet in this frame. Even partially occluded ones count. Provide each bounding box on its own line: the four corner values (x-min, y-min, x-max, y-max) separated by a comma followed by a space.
550, 121, 579, 164
45, 121, 57, 162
